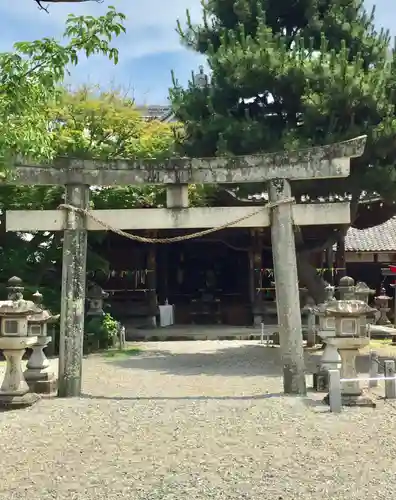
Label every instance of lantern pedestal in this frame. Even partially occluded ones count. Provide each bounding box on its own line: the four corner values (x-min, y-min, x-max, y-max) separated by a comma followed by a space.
319, 331, 341, 371
314, 297, 340, 391
324, 336, 375, 407
0, 336, 40, 409
24, 336, 57, 394
314, 331, 341, 392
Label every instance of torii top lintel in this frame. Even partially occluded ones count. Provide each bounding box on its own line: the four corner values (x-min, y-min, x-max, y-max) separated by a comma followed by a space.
8, 135, 366, 186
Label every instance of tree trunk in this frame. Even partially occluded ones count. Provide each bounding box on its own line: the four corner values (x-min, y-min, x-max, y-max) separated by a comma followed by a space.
296, 251, 327, 304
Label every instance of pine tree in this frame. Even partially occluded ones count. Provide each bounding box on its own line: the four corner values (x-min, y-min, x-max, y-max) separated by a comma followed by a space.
170, 0, 396, 301
171, 0, 396, 209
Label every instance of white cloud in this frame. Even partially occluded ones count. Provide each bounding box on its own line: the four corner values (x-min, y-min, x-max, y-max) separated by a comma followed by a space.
0, 0, 203, 58
1, 0, 396, 59
0, 0, 205, 102
1, 0, 394, 104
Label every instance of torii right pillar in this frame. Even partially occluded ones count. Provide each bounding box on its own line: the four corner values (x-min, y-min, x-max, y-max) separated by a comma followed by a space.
270, 179, 306, 394
268, 136, 367, 395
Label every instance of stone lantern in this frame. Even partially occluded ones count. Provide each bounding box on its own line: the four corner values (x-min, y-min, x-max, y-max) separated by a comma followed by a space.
375, 287, 392, 325
0, 276, 41, 408
355, 281, 375, 305
315, 284, 339, 365
313, 284, 340, 391
86, 283, 108, 317
337, 276, 356, 300
24, 290, 59, 394
299, 287, 309, 308
194, 65, 209, 88
301, 295, 316, 347
354, 282, 376, 334
324, 300, 377, 407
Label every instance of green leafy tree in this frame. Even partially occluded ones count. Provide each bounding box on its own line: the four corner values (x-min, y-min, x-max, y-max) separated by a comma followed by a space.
50, 86, 183, 208
0, 86, 184, 309
0, 5, 126, 308
0, 5, 125, 172
171, 0, 396, 300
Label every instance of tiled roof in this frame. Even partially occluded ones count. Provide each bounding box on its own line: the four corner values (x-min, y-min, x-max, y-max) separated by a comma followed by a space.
134, 105, 175, 122
345, 217, 396, 252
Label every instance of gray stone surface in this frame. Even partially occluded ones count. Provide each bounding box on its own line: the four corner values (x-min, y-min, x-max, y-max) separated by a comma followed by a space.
9, 135, 366, 185
0, 391, 40, 410
27, 377, 58, 395
0, 340, 395, 499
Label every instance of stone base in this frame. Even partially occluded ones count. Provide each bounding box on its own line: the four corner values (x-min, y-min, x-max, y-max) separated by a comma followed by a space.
323, 392, 376, 408
0, 392, 40, 410
313, 370, 329, 392
27, 377, 58, 395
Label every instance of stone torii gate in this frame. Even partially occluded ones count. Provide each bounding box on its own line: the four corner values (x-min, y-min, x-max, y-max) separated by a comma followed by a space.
5, 135, 367, 397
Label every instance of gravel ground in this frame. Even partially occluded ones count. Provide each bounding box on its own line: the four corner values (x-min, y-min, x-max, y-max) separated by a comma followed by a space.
0, 340, 396, 499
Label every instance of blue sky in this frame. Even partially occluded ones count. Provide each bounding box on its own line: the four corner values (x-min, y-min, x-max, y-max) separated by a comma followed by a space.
0, 0, 394, 104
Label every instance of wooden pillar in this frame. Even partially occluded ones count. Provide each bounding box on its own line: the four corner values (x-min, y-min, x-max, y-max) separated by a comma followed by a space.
58, 184, 89, 398
269, 179, 306, 395
326, 244, 335, 285
162, 245, 169, 302
147, 232, 157, 327
249, 229, 263, 326
336, 232, 346, 282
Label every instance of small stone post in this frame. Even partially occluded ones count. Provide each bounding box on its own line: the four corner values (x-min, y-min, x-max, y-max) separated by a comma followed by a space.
384, 360, 396, 399
24, 291, 59, 394
328, 369, 342, 413
118, 323, 126, 350
58, 184, 89, 398
269, 179, 306, 395
369, 351, 379, 388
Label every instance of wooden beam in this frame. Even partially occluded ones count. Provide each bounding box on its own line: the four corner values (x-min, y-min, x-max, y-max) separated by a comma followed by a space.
7, 136, 366, 186
6, 203, 351, 232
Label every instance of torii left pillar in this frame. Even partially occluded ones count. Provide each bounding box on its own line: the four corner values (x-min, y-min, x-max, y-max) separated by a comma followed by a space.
58, 184, 89, 397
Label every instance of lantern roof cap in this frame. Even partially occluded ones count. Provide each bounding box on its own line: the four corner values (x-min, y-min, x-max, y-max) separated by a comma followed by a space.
0, 299, 42, 316
376, 286, 392, 299
27, 310, 60, 323
338, 276, 355, 287
324, 299, 377, 317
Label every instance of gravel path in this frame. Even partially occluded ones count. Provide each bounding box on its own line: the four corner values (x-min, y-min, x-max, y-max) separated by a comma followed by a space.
1, 340, 396, 499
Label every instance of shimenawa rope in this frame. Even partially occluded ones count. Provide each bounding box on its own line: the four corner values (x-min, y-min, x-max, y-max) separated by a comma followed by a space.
58, 197, 295, 244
